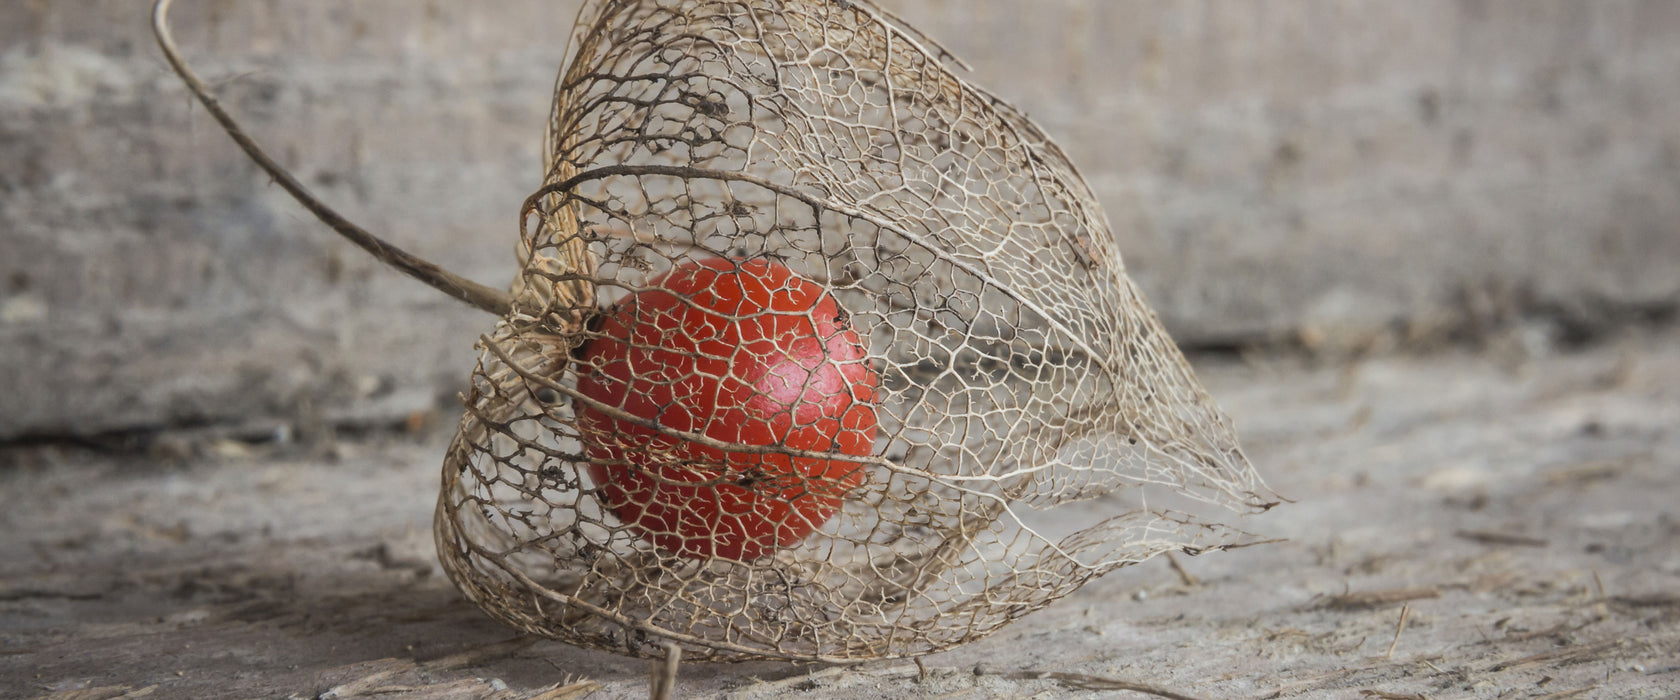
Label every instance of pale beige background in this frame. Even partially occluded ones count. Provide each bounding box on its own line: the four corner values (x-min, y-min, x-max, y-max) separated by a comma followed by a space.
0, 3, 1676, 698
3, 1, 1676, 439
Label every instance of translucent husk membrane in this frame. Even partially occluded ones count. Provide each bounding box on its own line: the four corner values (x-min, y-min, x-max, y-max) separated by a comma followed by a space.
434, 0, 1277, 662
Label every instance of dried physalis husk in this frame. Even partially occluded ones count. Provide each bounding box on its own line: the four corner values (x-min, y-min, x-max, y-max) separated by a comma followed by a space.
432, 0, 1277, 662
150, 0, 1280, 665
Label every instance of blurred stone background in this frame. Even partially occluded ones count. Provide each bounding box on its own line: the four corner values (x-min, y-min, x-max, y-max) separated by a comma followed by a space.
3, 0, 1677, 441
4, 3, 1679, 698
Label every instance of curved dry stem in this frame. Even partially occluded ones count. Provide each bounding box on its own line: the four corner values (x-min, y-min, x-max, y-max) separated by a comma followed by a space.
151, 0, 514, 317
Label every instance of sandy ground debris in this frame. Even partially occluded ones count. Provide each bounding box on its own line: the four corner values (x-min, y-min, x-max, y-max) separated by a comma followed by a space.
2, 328, 1676, 699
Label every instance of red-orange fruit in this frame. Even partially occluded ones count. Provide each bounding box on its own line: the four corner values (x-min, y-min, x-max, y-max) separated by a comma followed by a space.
574, 257, 878, 561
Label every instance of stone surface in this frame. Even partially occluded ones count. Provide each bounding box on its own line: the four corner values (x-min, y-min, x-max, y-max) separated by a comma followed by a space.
4, 1, 1678, 444
897, 0, 1680, 347
1, 328, 1676, 698
1, 1, 578, 440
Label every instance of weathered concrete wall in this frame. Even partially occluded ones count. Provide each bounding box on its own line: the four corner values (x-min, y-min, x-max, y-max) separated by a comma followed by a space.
3, 1, 1677, 439
899, 0, 1680, 347
1, 1, 581, 440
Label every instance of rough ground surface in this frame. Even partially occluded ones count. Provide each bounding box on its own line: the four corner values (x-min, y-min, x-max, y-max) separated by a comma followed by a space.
2, 327, 1676, 699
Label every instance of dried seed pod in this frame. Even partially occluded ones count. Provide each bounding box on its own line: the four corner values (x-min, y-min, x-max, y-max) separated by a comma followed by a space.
435, 0, 1276, 662
153, 0, 1277, 665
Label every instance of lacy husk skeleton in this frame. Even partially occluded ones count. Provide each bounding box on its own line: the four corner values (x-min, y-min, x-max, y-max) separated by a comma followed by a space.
156, 0, 1276, 664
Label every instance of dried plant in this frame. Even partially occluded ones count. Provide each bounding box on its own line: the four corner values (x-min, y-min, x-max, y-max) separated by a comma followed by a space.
156, 0, 1277, 663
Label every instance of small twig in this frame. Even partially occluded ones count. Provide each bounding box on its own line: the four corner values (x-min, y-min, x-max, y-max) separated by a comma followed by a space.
649, 642, 681, 700
1533, 687, 1595, 700
1455, 530, 1548, 547
1610, 592, 1680, 609
1316, 588, 1440, 611
1165, 552, 1199, 587
744, 663, 875, 693
998, 670, 1208, 700
150, 0, 514, 317
1542, 454, 1646, 486
1359, 690, 1427, 700
1487, 640, 1623, 672
318, 658, 416, 699
1263, 667, 1365, 698
423, 636, 539, 671
526, 677, 602, 700
1385, 604, 1411, 659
